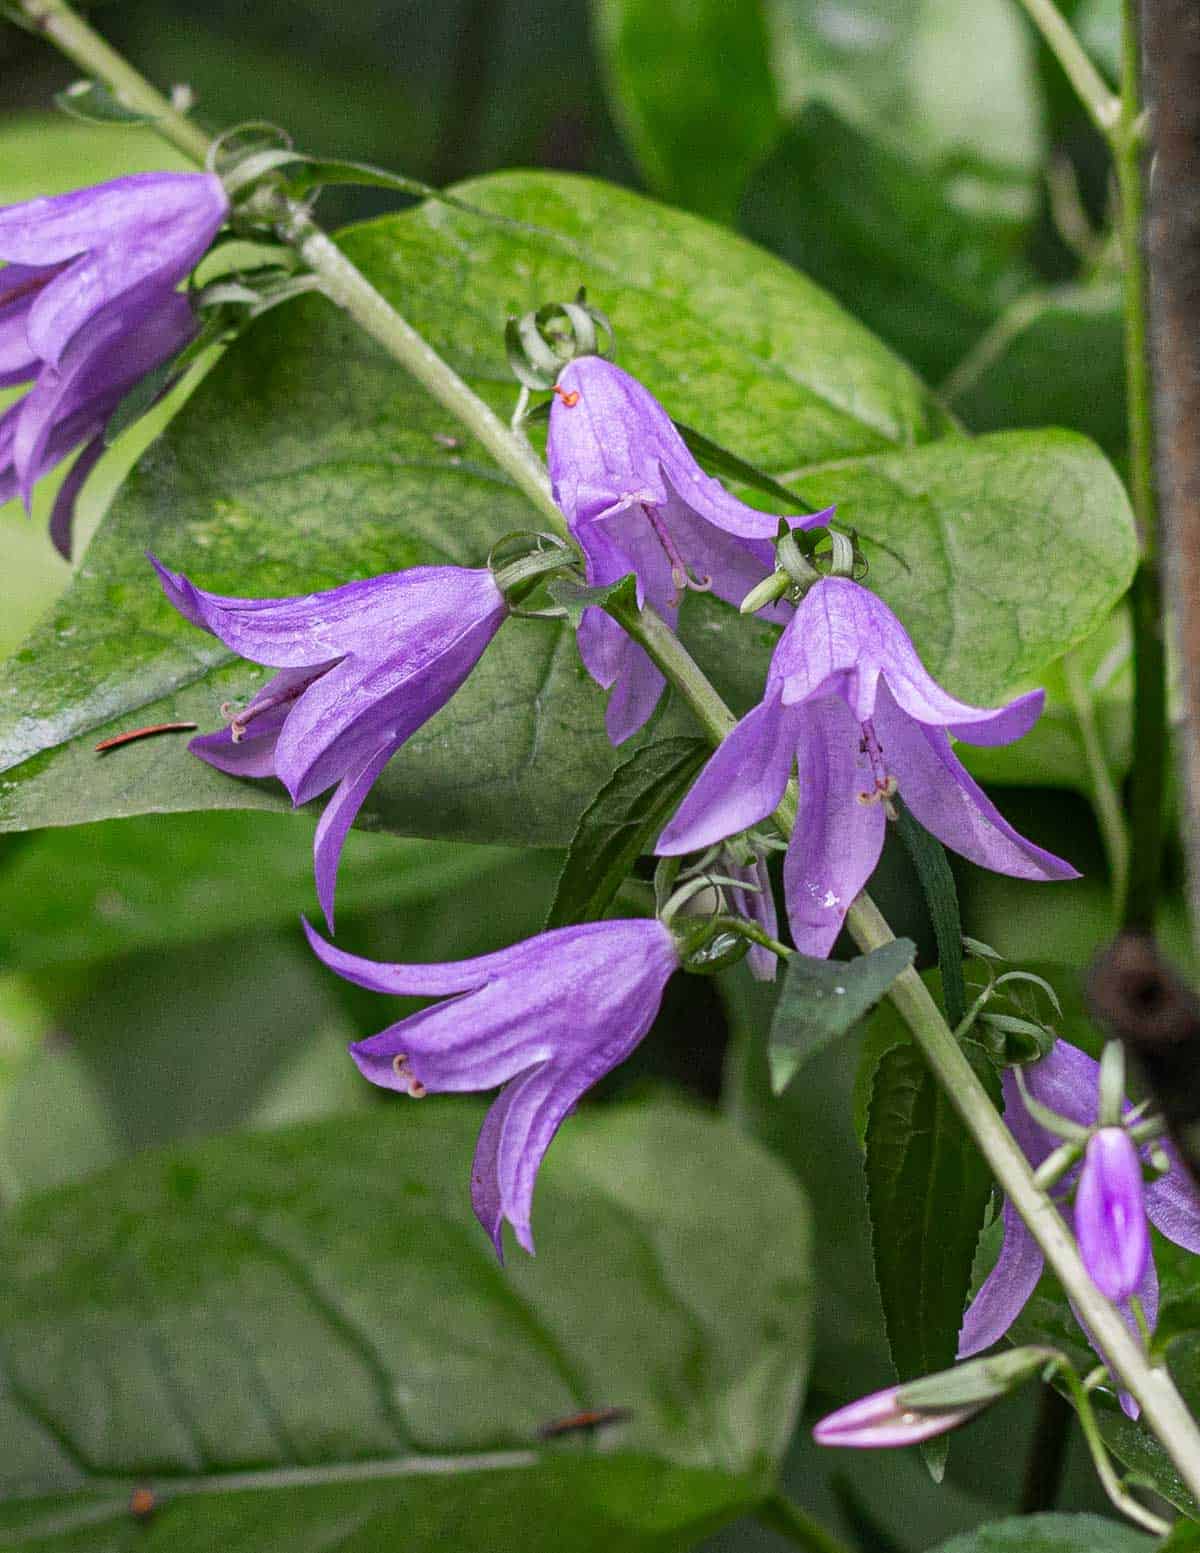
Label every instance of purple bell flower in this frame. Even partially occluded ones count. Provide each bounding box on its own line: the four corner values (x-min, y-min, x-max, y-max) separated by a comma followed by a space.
958, 1039, 1200, 1416
152, 558, 507, 930
1, 292, 197, 557
0, 172, 227, 553
657, 576, 1078, 956
303, 916, 680, 1256
546, 355, 833, 746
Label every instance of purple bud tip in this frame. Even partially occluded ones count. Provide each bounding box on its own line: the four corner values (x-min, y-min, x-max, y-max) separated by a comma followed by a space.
812, 1385, 979, 1449
1075, 1127, 1150, 1301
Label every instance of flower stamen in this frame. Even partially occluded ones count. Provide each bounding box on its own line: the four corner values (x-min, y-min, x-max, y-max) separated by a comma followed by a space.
640, 503, 713, 604
552, 384, 580, 408
391, 1053, 427, 1098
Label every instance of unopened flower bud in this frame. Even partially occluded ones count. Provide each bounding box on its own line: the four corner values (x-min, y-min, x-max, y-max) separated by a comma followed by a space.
1075, 1127, 1149, 1300
814, 1347, 1058, 1449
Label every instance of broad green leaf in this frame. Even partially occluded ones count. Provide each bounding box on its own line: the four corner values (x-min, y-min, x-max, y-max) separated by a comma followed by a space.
591, 0, 781, 222
944, 285, 1127, 467
929, 1513, 1153, 1553
0, 1459, 754, 1553
0, 1099, 810, 1548
864, 1039, 999, 1463
546, 737, 707, 928
766, 0, 1043, 184
0, 810, 537, 972
767, 939, 915, 1093
0, 174, 1134, 847
741, 106, 1034, 380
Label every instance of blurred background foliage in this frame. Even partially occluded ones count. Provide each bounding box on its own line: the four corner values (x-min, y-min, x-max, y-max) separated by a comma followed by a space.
0, 0, 1174, 1545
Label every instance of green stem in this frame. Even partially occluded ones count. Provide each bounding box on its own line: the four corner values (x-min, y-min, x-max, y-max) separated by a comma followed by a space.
18, 0, 1200, 1499
754, 1493, 854, 1553
1062, 647, 1130, 904
1013, 0, 1121, 136
1057, 1365, 1169, 1535
1113, 0, 1166, 934
17, 0, 212, 162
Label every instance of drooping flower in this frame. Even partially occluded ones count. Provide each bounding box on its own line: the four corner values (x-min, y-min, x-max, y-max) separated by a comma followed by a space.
958, 1039, 1200, 1416
546, 355, 833, 745
152, 558, 507, 929
1, 292, 196, 557
303, 916, 680, 1256
0, 172, 227, 552
657, 576, 1078, 956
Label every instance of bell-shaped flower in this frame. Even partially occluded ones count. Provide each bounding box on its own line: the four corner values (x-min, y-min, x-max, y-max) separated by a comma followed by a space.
546, 354, 833, 745
0, 172, 226, 374
1, 292, 196, 557
303, 916, 680, 1256
153, 558, 507, 929
1, 172, 227, 552
657, 576, 1077, 956
958, 1039, 1200, 1416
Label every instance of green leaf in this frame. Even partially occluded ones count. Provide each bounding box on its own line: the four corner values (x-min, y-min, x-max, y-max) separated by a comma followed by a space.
895, 803, 966, 1028
767, 939, 915, 1093
0, 811, 535, 973
864, 1040, 999, 1461
591, 0, 782, 222
928, 1513, 1154, 1553
0, 174, 1135, 846
0, 1098, 810, 1547
768, 0, 1043, 183
1161, 1516, 1200, 1552
546, 737, 708, 928
741, 105, 1034, 380
944, 285, 1128, 467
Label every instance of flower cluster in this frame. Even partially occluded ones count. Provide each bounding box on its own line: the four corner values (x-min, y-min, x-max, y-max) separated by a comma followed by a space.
958, 1038, 1200, 1415
1, 172, 227, 554
140, 342, 1086, 1254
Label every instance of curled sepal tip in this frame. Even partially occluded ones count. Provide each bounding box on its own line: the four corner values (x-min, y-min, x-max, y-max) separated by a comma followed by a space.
505, 290, 614, 391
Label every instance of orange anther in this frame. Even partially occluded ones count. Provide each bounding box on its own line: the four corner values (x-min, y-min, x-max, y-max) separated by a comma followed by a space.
553, 385, 580, 407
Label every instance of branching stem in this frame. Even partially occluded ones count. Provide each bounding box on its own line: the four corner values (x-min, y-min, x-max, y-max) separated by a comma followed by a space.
17, 0, 1200, 1506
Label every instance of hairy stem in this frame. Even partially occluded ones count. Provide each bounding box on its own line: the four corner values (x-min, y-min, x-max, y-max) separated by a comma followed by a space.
1113, 0, 1167, 934
17, 0, 212, 161
1062, 648, 1130, 904
18, 0, 1200, 1499
1013, 0, 1120, 136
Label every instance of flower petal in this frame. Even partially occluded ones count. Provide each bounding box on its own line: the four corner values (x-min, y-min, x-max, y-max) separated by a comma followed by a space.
312, 740, 397, 933
1144, 1142, 1200, 1255
782, 697, 886, 957
657, 685, 796, 856
275, 604, 505, 805
0, 174, 227, 365
47, 433, 104, 560
958, 1198, 1045, 1356
152, 561, 503, 667
304, 917, 530, 997
728, 854, 779, 982
188, 708, 288, 779
872, 682, 1079, 882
